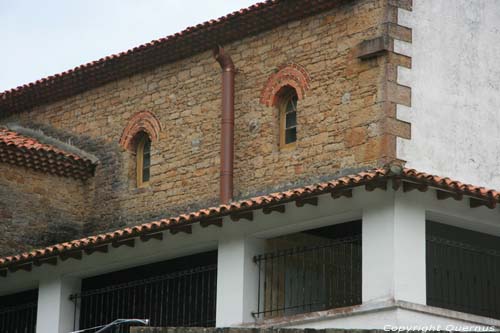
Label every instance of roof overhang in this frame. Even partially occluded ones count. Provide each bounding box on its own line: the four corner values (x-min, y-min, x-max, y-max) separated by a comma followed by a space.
0, 127, 96, 180
1, 164, 499, 276
0, 0, 350, 115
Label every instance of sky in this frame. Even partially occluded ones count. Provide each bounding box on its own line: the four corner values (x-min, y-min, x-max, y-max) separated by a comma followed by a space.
0, 0, 257, 92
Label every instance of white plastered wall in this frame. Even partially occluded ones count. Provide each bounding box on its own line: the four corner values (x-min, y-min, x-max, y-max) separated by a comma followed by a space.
395, 1, 500, 189
2, 187, 500, 331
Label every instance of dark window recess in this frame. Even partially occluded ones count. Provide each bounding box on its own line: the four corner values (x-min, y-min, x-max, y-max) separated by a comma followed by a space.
284, 94, 297, 145
426, 221, 500, 320
253, 221, 362, 319
142, 137, 151, 183
72, 251, 217, 332
0, 289, 38, 333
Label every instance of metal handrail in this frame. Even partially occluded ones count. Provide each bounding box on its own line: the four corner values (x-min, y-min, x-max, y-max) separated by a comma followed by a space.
70, 264, 217, 300
253, 235, 361, 262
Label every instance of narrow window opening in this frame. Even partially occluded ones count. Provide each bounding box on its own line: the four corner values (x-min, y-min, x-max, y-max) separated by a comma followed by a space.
136, 133, 151, 187
279, 88, 298, 148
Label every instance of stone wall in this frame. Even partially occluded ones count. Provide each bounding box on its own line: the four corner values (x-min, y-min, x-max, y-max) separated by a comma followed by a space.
0, 0, 409, 240
0, 163, 88, 256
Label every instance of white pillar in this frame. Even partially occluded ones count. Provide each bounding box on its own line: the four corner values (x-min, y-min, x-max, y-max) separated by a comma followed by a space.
362, 195, 396, 303
362, 189, 426, 305
393, 191, 426, 304
36, 276, 81, 333
216, 235, 264, 327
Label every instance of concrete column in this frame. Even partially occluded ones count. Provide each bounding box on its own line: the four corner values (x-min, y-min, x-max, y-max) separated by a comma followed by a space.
362, 196, 396, 303
36, 276, 81, 333
393, 192, 426, 304
362, 190, 426, 305
216, 235, 265, 327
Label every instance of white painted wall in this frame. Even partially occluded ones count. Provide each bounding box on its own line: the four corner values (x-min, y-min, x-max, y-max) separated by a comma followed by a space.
362, 188, 426, 305
362, 192, 396, 302
285, 305, 498, 330
36, 276, 81, 333
216, 233, 265, 326
396, 1, 500, 189
2, 187, 500, 331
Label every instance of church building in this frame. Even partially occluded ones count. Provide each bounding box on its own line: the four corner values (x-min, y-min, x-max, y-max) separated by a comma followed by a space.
1, 0, 500, 332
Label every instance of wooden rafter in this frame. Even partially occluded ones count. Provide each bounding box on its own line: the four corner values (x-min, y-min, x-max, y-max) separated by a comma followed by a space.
436, 190, 463, 201
60, 251, 83, 261
112, 238, 136, 248
9, 263, 32, 273
230, 211, 253, 222
365, 181, 387, 191
169, 225, 193, 235
200, 219, 223, 228
262, 205, 285, 214
331, 189, 352, 199
295, 197, 318, 207
84, 245, 109, 255
470, 197, 497, 209
140, 232, 164, 242
403, 182, 428, 192
33, 257, 58, 267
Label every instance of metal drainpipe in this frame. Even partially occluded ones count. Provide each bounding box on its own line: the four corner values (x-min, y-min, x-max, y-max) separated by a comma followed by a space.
213, 45, 235, 204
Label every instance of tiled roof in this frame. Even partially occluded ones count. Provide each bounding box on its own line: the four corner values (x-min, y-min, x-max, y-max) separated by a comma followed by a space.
0, 166, 498, 274
0, 128, 95, 180
0, 0, 346, 115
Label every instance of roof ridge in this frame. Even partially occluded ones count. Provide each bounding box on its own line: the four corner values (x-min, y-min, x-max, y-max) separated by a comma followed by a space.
0, 127, 96, 179
0, 1, 273, 96
0, 0, 344, 114
4, 124, 98, 163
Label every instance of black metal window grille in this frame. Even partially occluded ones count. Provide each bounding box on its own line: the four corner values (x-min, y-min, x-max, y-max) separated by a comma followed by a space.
0, 301, 37, 333
71, 264, 217, 332
253, 235, 362, 319
427, 235, 500, 319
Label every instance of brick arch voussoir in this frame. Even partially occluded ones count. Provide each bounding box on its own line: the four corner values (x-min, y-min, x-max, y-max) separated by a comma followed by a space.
119, 111, 162, 150
260, 63, 311, 107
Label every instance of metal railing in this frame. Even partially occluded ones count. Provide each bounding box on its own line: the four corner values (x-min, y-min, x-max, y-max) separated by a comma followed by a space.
253, 236, 362, 319
427, 235, 500, 320
71, 264, 217, 332
0, 302, 37, 333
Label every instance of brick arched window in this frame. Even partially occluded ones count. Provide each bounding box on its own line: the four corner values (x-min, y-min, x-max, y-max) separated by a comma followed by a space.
260, 64, 310, 149
277, 86, 298, 148
260, 63, 310, 108
119, 111, 161, 187
119, 111, 161, 151
135, 132, 151, 187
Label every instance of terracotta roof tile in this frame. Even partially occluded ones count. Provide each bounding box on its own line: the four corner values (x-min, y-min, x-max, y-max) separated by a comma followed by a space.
1, 166, 499, 273
0, 128, 95, 179
0, 0, 347, 114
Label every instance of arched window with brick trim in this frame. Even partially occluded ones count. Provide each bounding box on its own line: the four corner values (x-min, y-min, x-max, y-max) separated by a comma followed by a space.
135, 132, 151, 187
260, 64, 310, 149
119, 111, 161, 188
277, 86, 298, 148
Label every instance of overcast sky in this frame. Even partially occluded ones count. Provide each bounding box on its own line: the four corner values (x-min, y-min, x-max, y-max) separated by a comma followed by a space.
0, 0, 257, 92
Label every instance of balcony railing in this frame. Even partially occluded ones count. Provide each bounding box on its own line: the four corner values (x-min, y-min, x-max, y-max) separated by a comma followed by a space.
253, 235, 362, 319
0, 302, 37, 333
427, 235, 500, 319
70, 264, 217, 332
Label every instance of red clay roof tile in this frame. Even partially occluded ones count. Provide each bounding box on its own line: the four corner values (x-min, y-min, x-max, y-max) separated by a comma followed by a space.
0, 166, 498, 273
0, 128, 95, 179
0, 0, 346, 114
